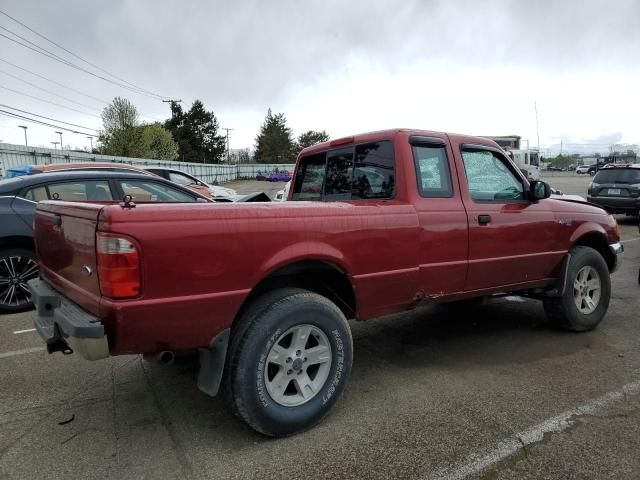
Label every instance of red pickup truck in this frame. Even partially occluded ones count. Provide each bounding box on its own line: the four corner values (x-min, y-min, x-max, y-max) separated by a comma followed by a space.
29, 129, 623, 436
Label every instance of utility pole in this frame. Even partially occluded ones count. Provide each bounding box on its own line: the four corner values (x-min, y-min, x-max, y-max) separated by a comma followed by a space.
221, 127, 234, 163
560, 138, 563, 156
534, 101, 540, 151
18, 125, 28, 146
162, 99, 182, 119
87, 136, 94, 151
55, 131, 63, 150
51, 141, 59, 150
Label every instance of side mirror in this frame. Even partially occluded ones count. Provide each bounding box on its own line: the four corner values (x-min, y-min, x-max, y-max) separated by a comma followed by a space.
529, 180, 551, 201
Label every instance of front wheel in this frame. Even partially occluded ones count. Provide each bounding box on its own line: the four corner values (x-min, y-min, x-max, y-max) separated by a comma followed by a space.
0, 248, 38, 314
543, 246, 611, 331
225, 288, 353, 437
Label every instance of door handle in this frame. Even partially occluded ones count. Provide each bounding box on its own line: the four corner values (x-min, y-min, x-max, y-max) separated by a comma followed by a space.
477, 214, 492, 225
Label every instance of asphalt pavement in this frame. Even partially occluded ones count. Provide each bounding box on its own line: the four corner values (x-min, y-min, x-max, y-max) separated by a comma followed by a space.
1, 174, 639, 479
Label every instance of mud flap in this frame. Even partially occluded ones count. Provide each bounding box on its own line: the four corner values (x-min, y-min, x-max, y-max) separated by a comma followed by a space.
197, 328, 230, 397
545, 253, 571, 297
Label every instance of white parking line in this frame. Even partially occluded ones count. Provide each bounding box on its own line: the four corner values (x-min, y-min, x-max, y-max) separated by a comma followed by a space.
13, 328, 36, 335
423, 378, 640, 480
0, 347, 44, 359
621, 237, 640, 244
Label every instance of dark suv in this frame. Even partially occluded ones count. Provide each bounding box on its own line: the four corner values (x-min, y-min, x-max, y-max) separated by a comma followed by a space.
587, 166, 640, 215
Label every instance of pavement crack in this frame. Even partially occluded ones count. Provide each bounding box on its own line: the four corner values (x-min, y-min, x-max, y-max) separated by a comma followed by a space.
140, 357, 199, 480
516, 436, 532, 466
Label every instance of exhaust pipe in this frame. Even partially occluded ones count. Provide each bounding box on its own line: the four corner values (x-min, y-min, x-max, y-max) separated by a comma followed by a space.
143, 351, 175, 365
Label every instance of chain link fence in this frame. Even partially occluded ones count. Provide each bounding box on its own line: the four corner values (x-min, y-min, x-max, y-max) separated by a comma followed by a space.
0, 143, 295, 184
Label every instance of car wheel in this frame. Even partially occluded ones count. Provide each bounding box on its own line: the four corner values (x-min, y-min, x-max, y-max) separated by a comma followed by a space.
543, 246, 611, 332
225, 288, 353, 437
589, 171, 596, 176
0, 248, 38, 314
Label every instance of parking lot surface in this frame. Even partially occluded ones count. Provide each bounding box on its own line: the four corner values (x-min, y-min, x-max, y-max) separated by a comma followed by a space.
1, 175, 639, 479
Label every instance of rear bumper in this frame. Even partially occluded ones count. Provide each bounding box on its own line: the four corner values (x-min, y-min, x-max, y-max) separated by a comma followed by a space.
28, 278, 109, 360
588, 196, 640, 214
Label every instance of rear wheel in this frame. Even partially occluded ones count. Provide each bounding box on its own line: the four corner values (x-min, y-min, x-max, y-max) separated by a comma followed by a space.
0, 248, 38, 314
543, 246, 610, 331
225, 288, 353, 437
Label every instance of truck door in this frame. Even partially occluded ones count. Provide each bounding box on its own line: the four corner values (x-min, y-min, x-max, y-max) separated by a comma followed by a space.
409, 135, 468, 296
455, 144, 559, 290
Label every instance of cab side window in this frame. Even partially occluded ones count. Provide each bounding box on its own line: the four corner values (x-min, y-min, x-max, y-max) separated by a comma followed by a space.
291, 141, 395, 201
352, 142, 395, 199
413, 145, 453, 197
462, 149, 525, 202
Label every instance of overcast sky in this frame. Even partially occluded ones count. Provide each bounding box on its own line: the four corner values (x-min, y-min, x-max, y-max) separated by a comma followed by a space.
0, 0, 638, 155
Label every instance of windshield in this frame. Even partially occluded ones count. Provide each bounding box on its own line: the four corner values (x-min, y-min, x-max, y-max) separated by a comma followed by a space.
593, 169, 640, 183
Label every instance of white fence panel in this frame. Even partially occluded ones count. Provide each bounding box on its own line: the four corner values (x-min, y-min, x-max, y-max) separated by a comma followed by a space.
0, 143, 296, 183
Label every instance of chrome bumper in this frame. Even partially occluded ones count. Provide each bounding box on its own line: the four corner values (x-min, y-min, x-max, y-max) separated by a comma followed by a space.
609, 242, 624, 273
28, 278, 109, 361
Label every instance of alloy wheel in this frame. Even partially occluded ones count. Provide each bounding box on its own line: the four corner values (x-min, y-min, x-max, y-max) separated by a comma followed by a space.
572, 265, 601, 314
0, 256, 38, 309
264, 324, 333, 407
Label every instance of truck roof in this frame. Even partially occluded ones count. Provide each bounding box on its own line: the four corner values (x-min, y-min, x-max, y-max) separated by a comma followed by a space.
299, 128, 501, 155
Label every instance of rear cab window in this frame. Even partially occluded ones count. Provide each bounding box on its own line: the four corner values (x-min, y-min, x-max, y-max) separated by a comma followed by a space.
291, 141, 395, 201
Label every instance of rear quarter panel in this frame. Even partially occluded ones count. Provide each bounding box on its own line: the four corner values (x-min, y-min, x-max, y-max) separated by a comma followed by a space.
99, 201, 420, 354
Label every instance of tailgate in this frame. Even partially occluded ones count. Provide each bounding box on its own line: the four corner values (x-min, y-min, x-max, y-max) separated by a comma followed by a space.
34, 201, 104, 315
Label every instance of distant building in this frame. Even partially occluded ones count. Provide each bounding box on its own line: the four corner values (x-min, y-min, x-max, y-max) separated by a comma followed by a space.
482, 135, 521, 150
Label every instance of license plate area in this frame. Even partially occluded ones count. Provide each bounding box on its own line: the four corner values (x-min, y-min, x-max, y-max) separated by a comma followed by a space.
608, 188, 621, 195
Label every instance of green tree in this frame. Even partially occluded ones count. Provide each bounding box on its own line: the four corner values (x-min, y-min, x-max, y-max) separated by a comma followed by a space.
141, 123, 178, 160
101, 97, 139, 136
165, 100, 226, 163
297, 130, 329, 150
101, 124, 178, 160
254, 109, 296, 163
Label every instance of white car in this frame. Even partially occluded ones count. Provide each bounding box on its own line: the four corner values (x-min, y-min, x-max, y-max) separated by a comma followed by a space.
576, 165, 590, 174
143, 167, 237, 199
275, 181, 291, 201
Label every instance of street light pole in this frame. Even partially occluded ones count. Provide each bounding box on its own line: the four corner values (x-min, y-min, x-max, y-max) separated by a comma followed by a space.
51, 141, 59, 150
18, 125, 28, 146
87, 136, 93, 151
55, 131, 63, 150
221, 127, 234, 163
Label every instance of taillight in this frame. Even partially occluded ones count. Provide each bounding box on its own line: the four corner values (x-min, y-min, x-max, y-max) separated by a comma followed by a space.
96, 233, 141, 298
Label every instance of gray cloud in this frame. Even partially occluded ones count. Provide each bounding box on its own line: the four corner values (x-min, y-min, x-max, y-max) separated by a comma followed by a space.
4, 0, 639, 110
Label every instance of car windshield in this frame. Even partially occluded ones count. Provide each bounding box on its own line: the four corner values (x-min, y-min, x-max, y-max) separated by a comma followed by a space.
593, 169, 640, 184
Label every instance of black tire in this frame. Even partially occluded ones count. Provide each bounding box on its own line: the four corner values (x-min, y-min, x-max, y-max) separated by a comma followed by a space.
543, 246, 611, 332
225, 288, 353, 437
0, 248, 38, 314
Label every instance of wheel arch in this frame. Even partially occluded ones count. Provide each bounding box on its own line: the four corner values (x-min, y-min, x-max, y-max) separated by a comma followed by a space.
571, 231, 615, 272
0, 235, 35, 252
235, 258, 358, 332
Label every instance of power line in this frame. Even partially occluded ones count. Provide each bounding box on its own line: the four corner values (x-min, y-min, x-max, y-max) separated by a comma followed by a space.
0, 30, 165, 101
0, 109, 97, 136
0, 83, 101, 118
0, 9, 171, 100
0, 57, 109, 104
0, 104, 99, 132
0, 68, 102, 112
0, 25, 73, 67
0, 57, 164, 123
